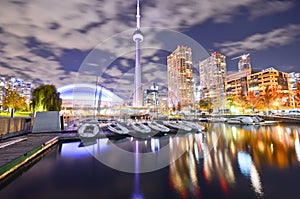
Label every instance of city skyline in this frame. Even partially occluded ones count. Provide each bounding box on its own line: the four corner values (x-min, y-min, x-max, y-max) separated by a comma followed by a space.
0, 0, 300, 100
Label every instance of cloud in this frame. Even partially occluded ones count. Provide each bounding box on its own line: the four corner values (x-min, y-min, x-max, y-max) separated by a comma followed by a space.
0, 0, 296, 91
248, 0, 294, 20
215, 24, 300, 56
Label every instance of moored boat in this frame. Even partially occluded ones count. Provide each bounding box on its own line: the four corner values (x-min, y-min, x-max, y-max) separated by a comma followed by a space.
181, 121, 205, 131
251, 116, 264, 124
107, 122, 129, 135
128, 122, 151, 133
226, 116, 254, 125
77, 121, 100, 138
162, 120, 192, 131
207, 117, 228, 123
146, 121, 170, 133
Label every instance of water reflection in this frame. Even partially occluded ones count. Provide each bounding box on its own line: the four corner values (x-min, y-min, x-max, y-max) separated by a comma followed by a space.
167, 123, 300, 198
50, 123, 300, 198
237, 151, 263, 197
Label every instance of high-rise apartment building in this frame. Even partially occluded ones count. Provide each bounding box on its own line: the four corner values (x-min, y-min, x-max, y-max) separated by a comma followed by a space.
247, 67, 290, 106
143, 83, 158, 107
225, 66, 291, 107
199, 52, 227, 111
167, 45, 194, 110
289, 72, 300, 108
289, 72, 300, 91
226, 54, 252, 96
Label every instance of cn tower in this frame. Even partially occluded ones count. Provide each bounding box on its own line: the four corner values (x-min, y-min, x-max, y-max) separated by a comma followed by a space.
132, 0, 144, 107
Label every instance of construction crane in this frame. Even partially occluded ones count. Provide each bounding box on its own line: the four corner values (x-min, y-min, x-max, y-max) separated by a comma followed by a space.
231, 53, 250, 60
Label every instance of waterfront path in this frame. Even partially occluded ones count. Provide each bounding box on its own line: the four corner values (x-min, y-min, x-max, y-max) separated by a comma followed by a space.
0, 132, 78, 182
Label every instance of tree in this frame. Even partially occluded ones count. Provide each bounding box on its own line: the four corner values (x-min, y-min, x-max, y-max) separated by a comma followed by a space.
177, 102, 181, 112
235, 86, 250, 114
31, 84, 62, 112
3, 89, 27, 111
247, 91, 260, 112
259, 85, 280, 112
199, 98, 212, 112
226, 95, 236, 108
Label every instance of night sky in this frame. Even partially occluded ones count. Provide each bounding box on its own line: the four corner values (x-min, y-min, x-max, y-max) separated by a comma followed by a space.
0, 0, 299, 99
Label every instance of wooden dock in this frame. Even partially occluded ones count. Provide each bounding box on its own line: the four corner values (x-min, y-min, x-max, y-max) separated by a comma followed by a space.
0, 133, 60, 165
0, 129, 129, 183
0, 133, 62, 181
261, 115, 300, 123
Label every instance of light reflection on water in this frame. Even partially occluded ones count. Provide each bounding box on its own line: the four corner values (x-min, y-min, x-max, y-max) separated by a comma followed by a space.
1, 123, 300, 199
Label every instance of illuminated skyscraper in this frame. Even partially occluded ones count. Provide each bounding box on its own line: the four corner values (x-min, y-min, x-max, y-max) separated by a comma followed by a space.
143, 83, 158, 107
132, 0, 144, 107
199, 52, 226, 112
167, 45, 194, 110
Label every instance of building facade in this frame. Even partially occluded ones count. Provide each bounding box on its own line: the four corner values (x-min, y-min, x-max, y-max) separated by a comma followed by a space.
225, 67, 291, 107
225, 69, 252, 96
289, 72, 300, 108
247, 67, 289, 94
199, 52, 227, 112
143, 83, 159, 107
167, 45, 194, 110
247, 67, 290, 106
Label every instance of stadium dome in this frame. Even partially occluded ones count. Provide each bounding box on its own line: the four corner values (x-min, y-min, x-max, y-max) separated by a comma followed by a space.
57, 83, 123, 108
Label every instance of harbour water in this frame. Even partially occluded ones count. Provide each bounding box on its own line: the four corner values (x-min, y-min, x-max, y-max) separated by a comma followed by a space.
1, 123, 300, 199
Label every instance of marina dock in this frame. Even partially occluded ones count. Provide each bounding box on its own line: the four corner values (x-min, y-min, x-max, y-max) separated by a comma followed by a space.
0, 133, 65, 182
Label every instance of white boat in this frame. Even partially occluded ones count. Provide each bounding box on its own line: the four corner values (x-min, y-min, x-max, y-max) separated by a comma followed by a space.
250, 116, 278, 125
207, 117, 228, 123
262, 120, 278, 125
227, 116, 254, 125
146, 121, 170, 132
251, 116, 264, 124
162, 121, 192, 131
128, 122, 151, 133
107, 122, 129, 135
77, 122, 100, 138
181, 121, 205, 131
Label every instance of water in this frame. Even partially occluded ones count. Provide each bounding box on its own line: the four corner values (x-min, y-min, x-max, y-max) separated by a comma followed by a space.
1, 123, 300, 199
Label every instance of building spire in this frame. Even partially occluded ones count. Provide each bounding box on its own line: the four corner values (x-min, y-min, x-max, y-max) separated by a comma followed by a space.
132, 0, 144, 107
136, 0, 141, 30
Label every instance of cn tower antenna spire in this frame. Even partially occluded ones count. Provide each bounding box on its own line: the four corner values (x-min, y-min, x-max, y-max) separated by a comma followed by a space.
136, 0, 141, 30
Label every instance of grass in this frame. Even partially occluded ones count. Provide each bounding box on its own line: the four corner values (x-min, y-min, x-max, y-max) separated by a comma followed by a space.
0, 111, 32, 117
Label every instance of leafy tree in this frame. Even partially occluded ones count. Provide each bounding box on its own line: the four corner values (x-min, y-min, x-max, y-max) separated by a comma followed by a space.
199, 98, 212, 112
235, 86, 249, 114
226, 95, 236, 108
247, 91, 260, 111
31, 84, 62, 112
259, 85, 280, 111
3, 89, 27, 111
